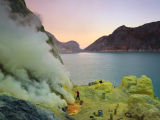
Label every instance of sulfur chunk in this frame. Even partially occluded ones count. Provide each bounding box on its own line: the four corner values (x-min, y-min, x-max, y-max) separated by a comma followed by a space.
121, 75, 137, 88
123, 94, 160, 120
94, 81, 113, 93
120, 75, 154, 98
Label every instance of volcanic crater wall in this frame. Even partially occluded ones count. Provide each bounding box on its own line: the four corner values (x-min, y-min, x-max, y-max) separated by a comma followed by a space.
85, 21, 160, 51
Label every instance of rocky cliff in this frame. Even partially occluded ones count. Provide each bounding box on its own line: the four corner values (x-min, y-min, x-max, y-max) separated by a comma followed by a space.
46, 32, 82, 53
85, 21, 160, 52
5, 0, 63, 64
0, 93, 75, 120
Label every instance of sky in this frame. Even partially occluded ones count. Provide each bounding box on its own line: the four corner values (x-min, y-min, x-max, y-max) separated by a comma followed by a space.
25, 0, 160, 49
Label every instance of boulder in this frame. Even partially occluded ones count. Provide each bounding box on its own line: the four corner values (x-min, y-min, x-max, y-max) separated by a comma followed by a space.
120, 75, 154, 98
0, 93, 61, 120
94, 81, 113, 93
123, 94, 160, 120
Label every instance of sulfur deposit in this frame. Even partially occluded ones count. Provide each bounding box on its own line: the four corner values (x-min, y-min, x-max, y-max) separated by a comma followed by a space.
94, 80, 113, 93
120, 75, 155, 98
62, 76, 160, 120
123, 94, 160, 120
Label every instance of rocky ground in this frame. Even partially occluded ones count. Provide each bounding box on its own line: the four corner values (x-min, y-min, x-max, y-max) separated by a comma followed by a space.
65, 85, 135, 120
0, 93, 61, 120
0, 93, 75, 120
67, 88, 136, 120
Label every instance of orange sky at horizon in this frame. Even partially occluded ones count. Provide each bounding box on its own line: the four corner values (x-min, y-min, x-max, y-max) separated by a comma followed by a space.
25, 0, 160, 49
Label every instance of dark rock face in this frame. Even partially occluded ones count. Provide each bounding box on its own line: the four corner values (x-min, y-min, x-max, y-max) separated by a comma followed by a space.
85, 21, 160, 52
6, 0, 31, 16
46, 32, 82, 53
0, 93, 61, 120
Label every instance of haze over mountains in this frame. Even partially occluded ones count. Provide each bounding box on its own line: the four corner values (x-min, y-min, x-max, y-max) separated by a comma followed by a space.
85, 21, 160, 52
46, 32, 82, 53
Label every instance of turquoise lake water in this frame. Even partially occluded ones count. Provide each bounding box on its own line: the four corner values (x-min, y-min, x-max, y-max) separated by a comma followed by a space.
61, 52, 160, 99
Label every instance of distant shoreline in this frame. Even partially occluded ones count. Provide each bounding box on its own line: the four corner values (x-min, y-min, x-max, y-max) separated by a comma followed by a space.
60, 50, 160, 54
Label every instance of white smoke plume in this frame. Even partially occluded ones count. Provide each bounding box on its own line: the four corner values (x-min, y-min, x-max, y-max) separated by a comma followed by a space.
0, 1, 75, 107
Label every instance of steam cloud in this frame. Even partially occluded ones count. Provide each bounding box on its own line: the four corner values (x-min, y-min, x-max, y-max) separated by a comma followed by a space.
0, 1, 75, 107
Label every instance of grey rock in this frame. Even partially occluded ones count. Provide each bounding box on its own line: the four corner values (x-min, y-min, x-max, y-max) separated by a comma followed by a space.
46, 32, 82, 53
0, 93, 61, 120
63, 113, 75, 120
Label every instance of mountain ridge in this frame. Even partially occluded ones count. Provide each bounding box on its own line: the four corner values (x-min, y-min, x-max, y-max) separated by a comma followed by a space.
46, 31, 82, 53
85, 21, 160, 52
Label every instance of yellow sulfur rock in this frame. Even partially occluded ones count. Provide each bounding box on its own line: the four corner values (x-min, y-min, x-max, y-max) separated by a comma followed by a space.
123, 94, 160, 120
94, 81, 113, 93
120, 75, 154, 97
63, 76, 160, 120
120, 75, 137, 88
127, 94, 156, 105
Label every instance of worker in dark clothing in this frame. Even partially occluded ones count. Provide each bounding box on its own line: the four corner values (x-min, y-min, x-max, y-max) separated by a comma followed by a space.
99, 80, 102, 83
76, 91, 80, 100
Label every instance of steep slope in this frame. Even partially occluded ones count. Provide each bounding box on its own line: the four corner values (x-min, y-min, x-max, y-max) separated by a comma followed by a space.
85, 21, 160, 52
5, 0, 63, 64
0, 0, 75, 111
46, 32, 82, 53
